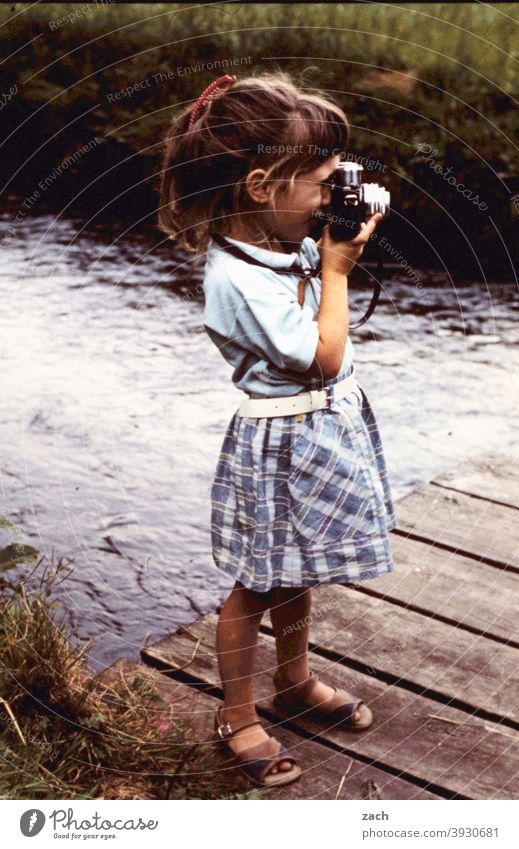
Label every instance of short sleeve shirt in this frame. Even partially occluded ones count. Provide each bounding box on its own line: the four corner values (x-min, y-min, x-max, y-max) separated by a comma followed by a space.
202, 235, 355, 398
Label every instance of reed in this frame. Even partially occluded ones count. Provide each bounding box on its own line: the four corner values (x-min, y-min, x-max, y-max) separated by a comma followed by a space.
0, 556, 254, 799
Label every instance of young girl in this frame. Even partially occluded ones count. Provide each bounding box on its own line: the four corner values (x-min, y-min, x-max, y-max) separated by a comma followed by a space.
158, 72, 397, 789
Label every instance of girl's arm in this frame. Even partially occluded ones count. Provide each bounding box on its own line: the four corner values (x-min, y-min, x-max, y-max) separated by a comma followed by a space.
306, 213, 383, 380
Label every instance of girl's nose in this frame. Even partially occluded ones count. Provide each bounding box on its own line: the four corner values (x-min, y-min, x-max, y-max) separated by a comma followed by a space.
322, 185, 332, 205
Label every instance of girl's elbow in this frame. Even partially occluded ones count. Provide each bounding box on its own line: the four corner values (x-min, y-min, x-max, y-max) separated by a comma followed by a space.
305, 351, 342, 381
318, 342, 344, 379
323, 360, 342, 380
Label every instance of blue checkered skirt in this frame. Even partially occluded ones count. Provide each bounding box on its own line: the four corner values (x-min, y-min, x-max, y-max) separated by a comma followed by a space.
210, 374, 397, 591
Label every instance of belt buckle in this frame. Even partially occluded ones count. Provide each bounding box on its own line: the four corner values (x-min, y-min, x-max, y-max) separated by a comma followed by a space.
309, 386, 331, 411
321, 384, 334, 409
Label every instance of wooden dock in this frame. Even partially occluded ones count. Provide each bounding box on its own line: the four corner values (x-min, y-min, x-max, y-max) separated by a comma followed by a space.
115, 450, 519, 799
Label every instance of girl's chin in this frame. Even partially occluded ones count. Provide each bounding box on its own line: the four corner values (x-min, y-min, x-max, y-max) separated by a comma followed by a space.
274, 228, 308, 247
273, 219, 319, 246
308, 217, 327, 241
287, 220, 321, 243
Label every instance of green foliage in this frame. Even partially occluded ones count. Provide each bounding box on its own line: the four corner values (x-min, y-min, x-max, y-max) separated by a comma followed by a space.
0, 557, 251, 799
1, 4, 517, 273
0, 544, 40, 572
2, 3, 517, 155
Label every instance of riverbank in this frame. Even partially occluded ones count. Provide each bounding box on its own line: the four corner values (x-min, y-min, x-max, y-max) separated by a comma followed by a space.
4, 448, 516, 800
0, 556, 255, 799
1, 3, 518, 276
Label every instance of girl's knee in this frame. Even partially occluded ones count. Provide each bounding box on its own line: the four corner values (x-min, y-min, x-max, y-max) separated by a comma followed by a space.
233, 581, 274, 610
271, 586, 312, 603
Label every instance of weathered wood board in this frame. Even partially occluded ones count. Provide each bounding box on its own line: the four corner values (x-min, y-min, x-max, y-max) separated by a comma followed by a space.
394, 484, 518, 569
142, 617, 519, 800
356, 534, 519, 645
100, 659, 438, 800
433, 451, 519, 508
304, 584, 518, 722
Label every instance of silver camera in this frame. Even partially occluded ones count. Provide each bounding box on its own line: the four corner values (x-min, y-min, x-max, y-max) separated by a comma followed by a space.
312, 163, 390, 241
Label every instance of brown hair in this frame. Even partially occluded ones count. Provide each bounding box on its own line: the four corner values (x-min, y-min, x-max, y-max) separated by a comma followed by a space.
157, 71, 349, 258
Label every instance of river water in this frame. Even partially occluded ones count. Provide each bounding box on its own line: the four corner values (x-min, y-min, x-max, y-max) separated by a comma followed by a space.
1, 211, 518, 671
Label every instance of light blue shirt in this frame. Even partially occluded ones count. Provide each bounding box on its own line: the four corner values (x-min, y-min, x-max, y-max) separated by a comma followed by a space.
202, 235, 354, 398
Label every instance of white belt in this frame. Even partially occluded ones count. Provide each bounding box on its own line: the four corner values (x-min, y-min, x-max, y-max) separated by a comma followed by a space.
237, 365, 359, 418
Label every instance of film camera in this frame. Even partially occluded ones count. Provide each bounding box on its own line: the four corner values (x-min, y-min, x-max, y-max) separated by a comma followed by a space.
311, 162, 390, 241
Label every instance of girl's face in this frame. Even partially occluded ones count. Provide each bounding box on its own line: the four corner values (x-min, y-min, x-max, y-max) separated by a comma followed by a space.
269, 153, 342, 246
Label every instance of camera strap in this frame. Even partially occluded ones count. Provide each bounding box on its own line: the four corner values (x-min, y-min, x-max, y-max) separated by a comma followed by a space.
209, 232, 382, 328
210, 232, 319, 307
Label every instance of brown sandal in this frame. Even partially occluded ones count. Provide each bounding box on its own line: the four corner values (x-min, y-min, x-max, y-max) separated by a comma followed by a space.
273, 669, 373, 730
214, 705, 302, 787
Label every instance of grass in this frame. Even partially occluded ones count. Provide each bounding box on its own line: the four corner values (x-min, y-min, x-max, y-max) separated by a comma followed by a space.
1, 3, 517, 275
2, 3, 517, 159
2, 4, 518, 87
0, 554, 258, 799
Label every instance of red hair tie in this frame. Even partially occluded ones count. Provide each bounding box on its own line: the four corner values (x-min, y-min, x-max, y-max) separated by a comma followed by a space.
188, 74, 237, 130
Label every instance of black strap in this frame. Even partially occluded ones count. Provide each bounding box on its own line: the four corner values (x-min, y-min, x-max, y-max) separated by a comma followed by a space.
210, 232, 382, 329
210, 232, 319, 277
349, 243, 382, 329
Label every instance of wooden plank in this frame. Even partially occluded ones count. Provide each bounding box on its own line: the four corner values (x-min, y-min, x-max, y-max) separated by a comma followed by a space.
100, 659, 437, 800
142, 617, 519, 800
395, 484, 519, 569
364, 535, 519, 645
311, 584, 518, 721
433, 452, 519, 508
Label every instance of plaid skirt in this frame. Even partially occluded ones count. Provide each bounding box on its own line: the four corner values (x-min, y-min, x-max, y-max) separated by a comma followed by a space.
210, 372, 397, 591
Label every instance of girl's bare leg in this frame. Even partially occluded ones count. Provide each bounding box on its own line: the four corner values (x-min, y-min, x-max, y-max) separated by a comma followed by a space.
269, 586, 312, 682
216, 580, 293, 773
269, 586, 364, 720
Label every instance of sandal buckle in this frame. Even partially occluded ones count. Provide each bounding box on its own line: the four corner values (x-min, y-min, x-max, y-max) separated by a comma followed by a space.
217, 721, 233, 740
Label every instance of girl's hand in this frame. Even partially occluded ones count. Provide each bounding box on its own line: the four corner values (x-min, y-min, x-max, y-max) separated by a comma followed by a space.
318, 212, 383, 278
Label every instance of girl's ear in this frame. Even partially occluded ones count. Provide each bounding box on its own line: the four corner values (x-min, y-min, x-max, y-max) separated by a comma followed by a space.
244, 168, 271, 204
